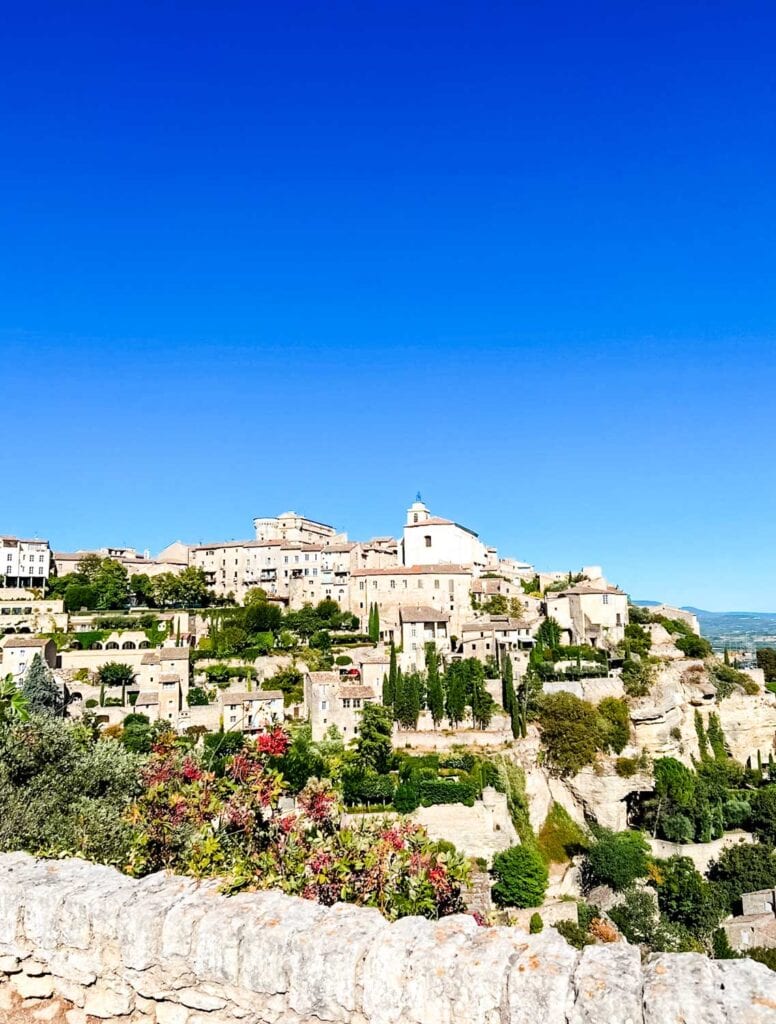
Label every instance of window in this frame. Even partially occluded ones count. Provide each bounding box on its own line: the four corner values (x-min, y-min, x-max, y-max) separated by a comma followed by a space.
411, 626, 417, 637
353, 699, 361, 708
417, 579, 423, 589
342, 698, 351, 708
413, 514, 418, 523
359, 581, 365, 590
424, 535, 432, 548
390, 579, 396, 589
372, 581, 377, 589
320, 700, 328, 711
449, 580, 454, 593
434, 579, 440, 590
603, 594, 609, 605
403, 580, 408, 589
616, 613, 622, 626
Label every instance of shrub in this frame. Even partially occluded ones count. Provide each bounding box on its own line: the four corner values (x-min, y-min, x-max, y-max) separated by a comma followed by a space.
418, 779, 477, 807
335, 655, 353, 666
661, 812, 694, 844
538, 692, 601, 777
554, 919, 593, 949
393, 781, 421, 814
621, 657, 653, 697
749, 787, 776, 845
585, 829, 650, 891
597, 698, 630, 754
537, 803, 589, 864
748, 947, 776, 972
529, 912, 543, 933
85, 698, 98, 708
675, 635, 712, 659
491, 846, 548, 908
615, 757, 639, 778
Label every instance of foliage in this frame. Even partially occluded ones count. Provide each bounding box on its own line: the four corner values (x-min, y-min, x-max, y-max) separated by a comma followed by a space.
756, 648, 776, 682
21, 654, 64, 716
97, 661, 136, 690
491, 845, 548, 908
708, 842, 776, 913
554, 919, 594, 949
750, 787, 776, 845
597, 697, 630, 754
608, 888, 701, 951
187, 686, 212, 706
624, 622, 652, 657
355, 704, 394, 774
748, 947, 776, 972
538, 692, 601, 776
711, 662, 759, 699
621, 656, 654, 697
537, 802, 590, 864
675, 634, 713, 659
0, 674, 29, 726
0, 716, 142, 863
585, 829, 650, 891
615, 756, 640, 778
529, 911, 543, 933
654, 856, 725, 938
127, 734, 469, 920
425, 644, 444, 728
263, 666, 304, 707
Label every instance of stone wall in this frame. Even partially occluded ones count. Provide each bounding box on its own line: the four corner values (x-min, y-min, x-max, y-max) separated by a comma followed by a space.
1, 853, 776, 1024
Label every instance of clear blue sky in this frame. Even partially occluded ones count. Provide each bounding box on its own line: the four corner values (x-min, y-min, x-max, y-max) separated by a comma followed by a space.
2, 2, 775, 611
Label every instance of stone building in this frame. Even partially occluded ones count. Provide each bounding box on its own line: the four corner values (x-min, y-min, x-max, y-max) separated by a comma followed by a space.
0, 591, 67, 632
221, 690, 285, 733
399, 605, 451, 670
722, 888, 776, 950
304, 670, 377, 741
1, 536, 52, 589
350, 564, 473, 639
0, 635, 57, 679
401, 499, 490, 570
545, 579, 628, 648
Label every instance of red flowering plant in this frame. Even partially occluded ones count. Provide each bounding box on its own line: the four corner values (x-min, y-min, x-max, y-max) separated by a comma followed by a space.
127, 728, 469, 921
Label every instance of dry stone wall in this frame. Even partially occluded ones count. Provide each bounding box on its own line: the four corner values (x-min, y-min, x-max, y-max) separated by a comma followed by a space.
1, 853, 776, 1024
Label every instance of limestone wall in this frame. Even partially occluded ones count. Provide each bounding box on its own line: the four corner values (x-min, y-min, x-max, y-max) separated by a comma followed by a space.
1, 853, 775, 1024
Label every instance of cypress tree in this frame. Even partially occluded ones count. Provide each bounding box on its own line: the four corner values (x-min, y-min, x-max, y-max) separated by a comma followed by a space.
502, 653, 514, 712
384, 642, 397, 710
445, 663, 467, 728
371, 603, 380, 642
393, 667, 405, 724
426, 643, 444, 728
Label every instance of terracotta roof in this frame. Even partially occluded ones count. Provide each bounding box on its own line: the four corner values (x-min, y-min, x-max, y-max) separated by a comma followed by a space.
323, 543, 356, 553
359, 653, 391, 664
2, 636, 49, 648
190, 539, 260, 552
340, 686, 376, 699
461, 617, 524, 632
222, 690, 284, 704
135, 692, 159, 706
307, 671, 341, 684
159, 674, 180, 684
141, 653, 160, 665
159, 648, 190, 660
400, 605, 451, 623
554, 583, 625, 597
351, 564, 471, 577
280, 543, 324, 552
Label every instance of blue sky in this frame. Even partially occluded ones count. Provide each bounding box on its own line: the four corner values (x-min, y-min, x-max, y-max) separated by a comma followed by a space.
2, 2, 775, 611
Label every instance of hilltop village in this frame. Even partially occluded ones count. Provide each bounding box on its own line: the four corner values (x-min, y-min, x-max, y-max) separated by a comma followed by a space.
3, 499, 776, 973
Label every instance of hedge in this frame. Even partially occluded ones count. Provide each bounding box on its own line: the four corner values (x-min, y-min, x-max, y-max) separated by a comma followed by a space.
418, 779, 477, 807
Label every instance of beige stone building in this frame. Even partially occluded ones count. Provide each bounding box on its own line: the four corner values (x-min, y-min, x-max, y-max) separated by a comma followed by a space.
401, 499, 490, 570
399, 606, 451, 671
136, 647, 191, 723
350, 564, 473, 639
304, 670, 377, 741
221, 690, 285, 733
545, 580, 628, 648
54, 545, 188, 580
253, 511, 344, 546
0, 635, 57, 680
722, 888, 776, 950
459, 615, 538, 664
1, 537, 52, 589
0, 591, 67, 633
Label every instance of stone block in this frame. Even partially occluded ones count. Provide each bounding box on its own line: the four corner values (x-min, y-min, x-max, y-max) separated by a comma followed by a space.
155, 1001, 191, 1024
361, 915, 435, 1024
32, 999, 64, 1021
286, 901, 387, 1021
568, 942, 642, 1024
643, 953, 724, 1024
83, 980, 135, 1019
0, 954, 21, 973
13, 973, 55, 1000
64, 1010, 87, 1024
50, 949, 99, 985
506, 927, 579, 1024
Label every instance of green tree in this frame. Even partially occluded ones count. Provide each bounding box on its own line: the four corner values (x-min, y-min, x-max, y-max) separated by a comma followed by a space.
709, 843, 776, 912
501, 653, 514, 712
21, 655, 64, 716
470, 673, 494, 729
538, 692, 601, 776
383, 643, 398, 710
76, 553, 103, 583
535, 617, 562, 652
130, 573, 158, 607
585, 829, 650, 891
491, 846, 549, 908
655, 856, 725, 937
675, 634, 713, 658
368, 603, 380, 642
445, 662, 468, 728
597, 698, 630, 754
174, 566, 211, 607
426, 644, 444, 728
93, 559, 131, 610
355, 704, 393, 774
97, 662, 136, 706
750, 786, 776, 845
756, 648, 776, 682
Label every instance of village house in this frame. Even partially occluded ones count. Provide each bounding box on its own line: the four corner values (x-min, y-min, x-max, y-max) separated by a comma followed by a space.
459, 615, 538, 665
351, 564, 474, 639
136, 647, 191, 723
0, 635, 58, 679
220, 689, 285, 732
54, 544, 188, 579
721, 888, 776, 950
544, 579, 629, 648
1, 537, 52, 589
399, 605, 451, 670
304, 670, 377, 741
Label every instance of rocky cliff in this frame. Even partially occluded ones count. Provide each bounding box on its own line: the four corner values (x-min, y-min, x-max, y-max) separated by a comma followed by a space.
1, 853, 775, 1023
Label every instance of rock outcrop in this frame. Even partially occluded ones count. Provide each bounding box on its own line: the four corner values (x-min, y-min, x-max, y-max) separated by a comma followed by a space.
1, 853, 775, 1023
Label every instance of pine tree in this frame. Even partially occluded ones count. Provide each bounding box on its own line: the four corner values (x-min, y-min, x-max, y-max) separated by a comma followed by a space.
426, 643, 444, 728
21, 654, 64, 716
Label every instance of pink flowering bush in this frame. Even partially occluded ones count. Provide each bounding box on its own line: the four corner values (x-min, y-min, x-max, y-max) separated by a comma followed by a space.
127, 729, 469, 920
